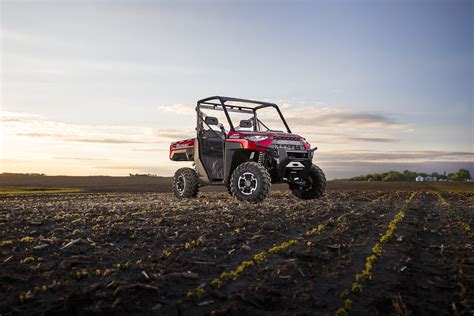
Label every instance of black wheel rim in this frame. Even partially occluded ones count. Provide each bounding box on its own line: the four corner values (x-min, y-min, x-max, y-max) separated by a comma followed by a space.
237, 172, 258, 195
299, 176, 314, 192
176, 175, 185, 194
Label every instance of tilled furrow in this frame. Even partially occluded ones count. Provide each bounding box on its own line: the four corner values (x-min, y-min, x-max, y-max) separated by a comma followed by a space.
177, 192, 407, 314
347, 192, 472, 316
0, 191, 380, 314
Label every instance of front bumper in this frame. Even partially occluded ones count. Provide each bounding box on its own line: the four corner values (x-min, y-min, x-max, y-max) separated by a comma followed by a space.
272, 148, 314, 182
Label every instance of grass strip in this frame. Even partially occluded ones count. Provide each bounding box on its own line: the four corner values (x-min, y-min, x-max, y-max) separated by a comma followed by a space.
335, 192, 417, 316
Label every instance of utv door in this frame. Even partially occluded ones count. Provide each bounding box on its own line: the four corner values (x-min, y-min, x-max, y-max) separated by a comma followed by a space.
199, 117, 225, 180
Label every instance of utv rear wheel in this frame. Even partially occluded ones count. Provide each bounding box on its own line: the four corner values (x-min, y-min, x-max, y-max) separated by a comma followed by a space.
230, 162, 271, 203
290, 164, 326, 199
173, 168, 199, 199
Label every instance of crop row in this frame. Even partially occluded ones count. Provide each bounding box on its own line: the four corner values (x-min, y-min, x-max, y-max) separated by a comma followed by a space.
434, 192, 472, 236
3, 193, 344, 305
335, 192, 417, 316
183, 193, 390, 301
0, 191, 388, 311
11, 231, 238, 304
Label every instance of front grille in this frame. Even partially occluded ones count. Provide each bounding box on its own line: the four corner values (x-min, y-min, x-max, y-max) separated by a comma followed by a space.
271, 138, 305, 151
273, 144, 305, 151
288, 152, 308, 159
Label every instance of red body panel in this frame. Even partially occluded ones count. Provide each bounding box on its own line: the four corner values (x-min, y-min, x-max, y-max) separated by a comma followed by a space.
227, 131, 310, 151
169, 131, 310, 161
169, 138, 195, 161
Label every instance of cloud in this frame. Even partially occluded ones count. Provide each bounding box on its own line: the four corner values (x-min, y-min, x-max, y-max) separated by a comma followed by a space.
16, 132, 148, 144
132, 148, 169, 152
96, 165, 150, 170
1, 29, 39, 44
278, 106, 404, 129
306, 133, 401, 144
4, 54, 210, 79
94, 165, 179, 175
311, 112, 400, 128
347, 137, 400, 143
2, 111, 190, 145
54, 157, 108, 161
158, 104, 194, 116
4, 110, 470, 179
317, 150, 474, 163
153, 129, 195, 141
0, 158, 24, 163
160, 102, 406, 136
154, 102, 406, 145
155, 106, 403, 144
0, 111, 42, 122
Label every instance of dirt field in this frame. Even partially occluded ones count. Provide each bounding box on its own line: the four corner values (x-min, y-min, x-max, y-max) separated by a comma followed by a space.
0, 186, 473, 315
1, 173, 473, 193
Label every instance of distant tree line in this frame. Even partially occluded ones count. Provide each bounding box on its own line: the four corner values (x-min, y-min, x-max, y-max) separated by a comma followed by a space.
1, 172, 46, 176
342, 169, 472, 182
128, 173, 160, 177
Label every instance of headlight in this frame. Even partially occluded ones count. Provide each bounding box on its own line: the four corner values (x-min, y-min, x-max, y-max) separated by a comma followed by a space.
244, 135, 269, 142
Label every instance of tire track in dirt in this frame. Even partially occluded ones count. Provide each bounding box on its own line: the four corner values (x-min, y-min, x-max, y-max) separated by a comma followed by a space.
347, 192, 474, 315
177, 192, 406, 314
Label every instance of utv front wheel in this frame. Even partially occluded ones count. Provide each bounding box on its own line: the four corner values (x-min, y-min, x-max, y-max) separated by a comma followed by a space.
173, 168, 199, 199
230, 162, 271, 203
290, 164, 326, 199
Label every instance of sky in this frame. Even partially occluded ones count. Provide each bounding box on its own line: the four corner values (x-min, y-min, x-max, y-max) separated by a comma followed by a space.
1, 0, 473, 179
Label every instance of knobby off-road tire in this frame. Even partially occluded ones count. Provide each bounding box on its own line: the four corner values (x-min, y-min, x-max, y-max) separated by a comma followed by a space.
290, 164, 326, 200
173, 168, 199, 199
230, 162, 271, 203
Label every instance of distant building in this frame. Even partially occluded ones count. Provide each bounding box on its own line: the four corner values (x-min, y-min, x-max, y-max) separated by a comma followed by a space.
424, 175, 433, 181
416, 175, 424, 182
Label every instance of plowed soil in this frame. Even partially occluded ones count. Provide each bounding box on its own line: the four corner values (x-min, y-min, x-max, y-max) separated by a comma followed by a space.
0, 189, 472, 315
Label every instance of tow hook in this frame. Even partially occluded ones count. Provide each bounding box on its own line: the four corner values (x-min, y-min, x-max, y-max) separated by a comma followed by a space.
311, 147, 318, 152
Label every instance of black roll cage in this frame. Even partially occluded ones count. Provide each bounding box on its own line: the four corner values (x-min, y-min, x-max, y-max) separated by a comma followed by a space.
196, 96, 292, 134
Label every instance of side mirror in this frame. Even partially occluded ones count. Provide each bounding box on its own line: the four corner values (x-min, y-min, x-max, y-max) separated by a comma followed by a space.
239, 120, 252, 128
205, 116, 219, 126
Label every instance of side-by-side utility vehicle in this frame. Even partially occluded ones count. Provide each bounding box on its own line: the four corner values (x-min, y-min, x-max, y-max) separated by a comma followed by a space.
169, 96, 326, 203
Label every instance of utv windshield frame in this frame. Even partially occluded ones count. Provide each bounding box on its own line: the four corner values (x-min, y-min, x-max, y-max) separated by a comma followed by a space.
196, 96, 292, 134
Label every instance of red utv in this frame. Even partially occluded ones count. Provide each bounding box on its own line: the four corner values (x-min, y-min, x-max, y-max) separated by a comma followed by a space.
169, 96, 326, 203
